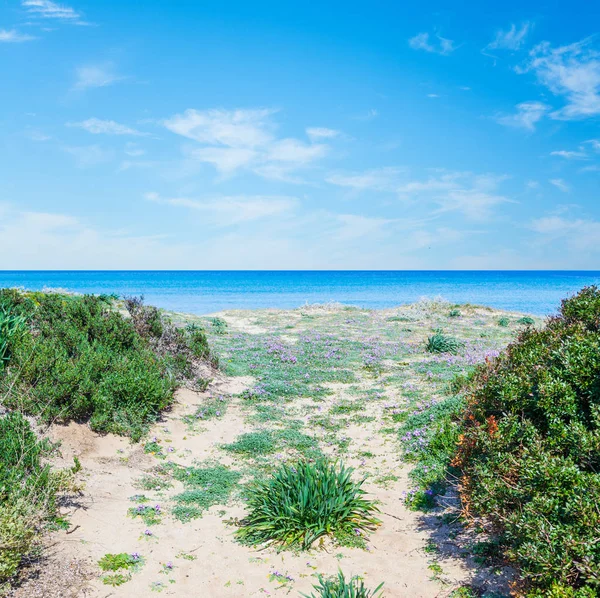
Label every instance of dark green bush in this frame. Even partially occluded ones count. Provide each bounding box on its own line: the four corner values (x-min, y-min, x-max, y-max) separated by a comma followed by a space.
0, 290, 212, 440
454, 286, 600, 595
235, 459, 380, 550
0, 412, 70, 589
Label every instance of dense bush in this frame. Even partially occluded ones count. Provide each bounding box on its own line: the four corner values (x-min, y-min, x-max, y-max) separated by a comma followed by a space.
0, 290, 212, 440
235, 459, 380, 550
454, 287, 600, 595
0, 412, 71, 591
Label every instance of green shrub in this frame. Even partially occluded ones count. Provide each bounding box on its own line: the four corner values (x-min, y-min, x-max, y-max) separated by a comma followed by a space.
0, 306, 26, 367
0, 291, 211, 440
235, 459, 380, 550
209, 317, 228, 334
302, 570, 384, 597
453, 286, 600, 595
0, 412, 71, 589
497, 316, 510, 327
517, 316, 536, 326
448, 309, 461, 318
425, 330, 463, 355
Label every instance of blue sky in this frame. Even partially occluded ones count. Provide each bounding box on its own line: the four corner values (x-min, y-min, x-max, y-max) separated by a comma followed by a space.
1, 0, 599, 269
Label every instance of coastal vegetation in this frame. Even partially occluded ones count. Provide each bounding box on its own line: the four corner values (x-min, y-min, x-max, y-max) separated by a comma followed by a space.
0, 289, 211, 593
3, 286, 598, 596
405, 286, 600, 596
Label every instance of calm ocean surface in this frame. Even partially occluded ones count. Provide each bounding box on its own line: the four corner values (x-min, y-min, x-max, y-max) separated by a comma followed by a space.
1, 271, 599, 316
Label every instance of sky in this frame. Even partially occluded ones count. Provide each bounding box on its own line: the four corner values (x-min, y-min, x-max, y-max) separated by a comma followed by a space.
1, 0, 599, 270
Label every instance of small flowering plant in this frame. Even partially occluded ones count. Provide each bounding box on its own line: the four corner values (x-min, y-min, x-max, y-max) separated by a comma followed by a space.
128, 503, 163, 525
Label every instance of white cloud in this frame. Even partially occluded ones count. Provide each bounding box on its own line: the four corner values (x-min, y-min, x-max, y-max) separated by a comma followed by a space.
164, 108, 275, 147
550, 149, 587, 159
523, 38, 600, 119
427, 93, 440, 98
164, 108, 331, 179
145, 192, 297, 225
124, 142, 145, 157
326, 167, 404, 192
22, 0, 80, 20
496, 101, 549, 131
67, 118, 147, 136
352, 108, 379, 121
63, 144, 114, 167
334, 214, 394, 241
549, 178, 570, 192
486, 22, 531, 52
0, 29, 35, 42
409, 32, 455, 55
266, 138, 328, 164
306, 127, 339, 141
327, 169, 511, 221
585, 139, 600, 151
531, 216, 600, 251
73, 64, 122, 91
25, 129, 51, 141
186, 147, 258, 174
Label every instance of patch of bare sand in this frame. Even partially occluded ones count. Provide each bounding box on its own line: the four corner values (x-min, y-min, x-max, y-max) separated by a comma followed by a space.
16, 369, 493, 597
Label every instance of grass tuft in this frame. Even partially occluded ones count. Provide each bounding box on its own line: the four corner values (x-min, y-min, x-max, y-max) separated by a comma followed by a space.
302, 570, 384, 598
425, 330, 463, 355
235, 459, 380, 550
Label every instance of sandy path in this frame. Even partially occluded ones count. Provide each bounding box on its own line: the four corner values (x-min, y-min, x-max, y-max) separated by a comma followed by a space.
12, 304, 523, 597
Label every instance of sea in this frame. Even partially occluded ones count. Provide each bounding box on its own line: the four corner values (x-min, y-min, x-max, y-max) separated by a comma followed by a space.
0, 271, 599, 316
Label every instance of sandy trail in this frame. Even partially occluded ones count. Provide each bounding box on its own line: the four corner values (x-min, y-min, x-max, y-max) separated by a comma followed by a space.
13, 306, 517, 598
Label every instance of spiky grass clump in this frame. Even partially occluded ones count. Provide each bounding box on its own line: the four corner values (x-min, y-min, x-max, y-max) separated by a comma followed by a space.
302, 570, 384, 598
425, 330, 463, 355
235, 459, 380, 550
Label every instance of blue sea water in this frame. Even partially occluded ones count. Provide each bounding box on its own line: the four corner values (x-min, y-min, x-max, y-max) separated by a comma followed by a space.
0, 271, 599, 316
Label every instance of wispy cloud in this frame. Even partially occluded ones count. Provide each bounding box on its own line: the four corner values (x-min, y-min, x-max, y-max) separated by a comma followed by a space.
550, 149, 587, 159
67, 118, 147, 136
549, 178, 570, 192
352, 108, 379, 121
63, 144, 114, 167
409, 32, 455, 55
145, 192, 297, 225
164, 108, 331, 180
327, 169, 512, 221
522, 37, 600, 120
22, 0, 81, 20
0, 29, 35, 42
485, 22, 532, 54
495, 101, 549, 131
326, 167, 404, 192
306, 127, 339, 141
73, 63, 123, 91
531, 215, 600, 251
334, 214, 395, 241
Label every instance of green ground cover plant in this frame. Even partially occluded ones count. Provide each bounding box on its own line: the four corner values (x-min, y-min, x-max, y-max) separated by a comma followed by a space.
169, 463, 241, 522
235, 459, 380, 550
0, 289, 212, 440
